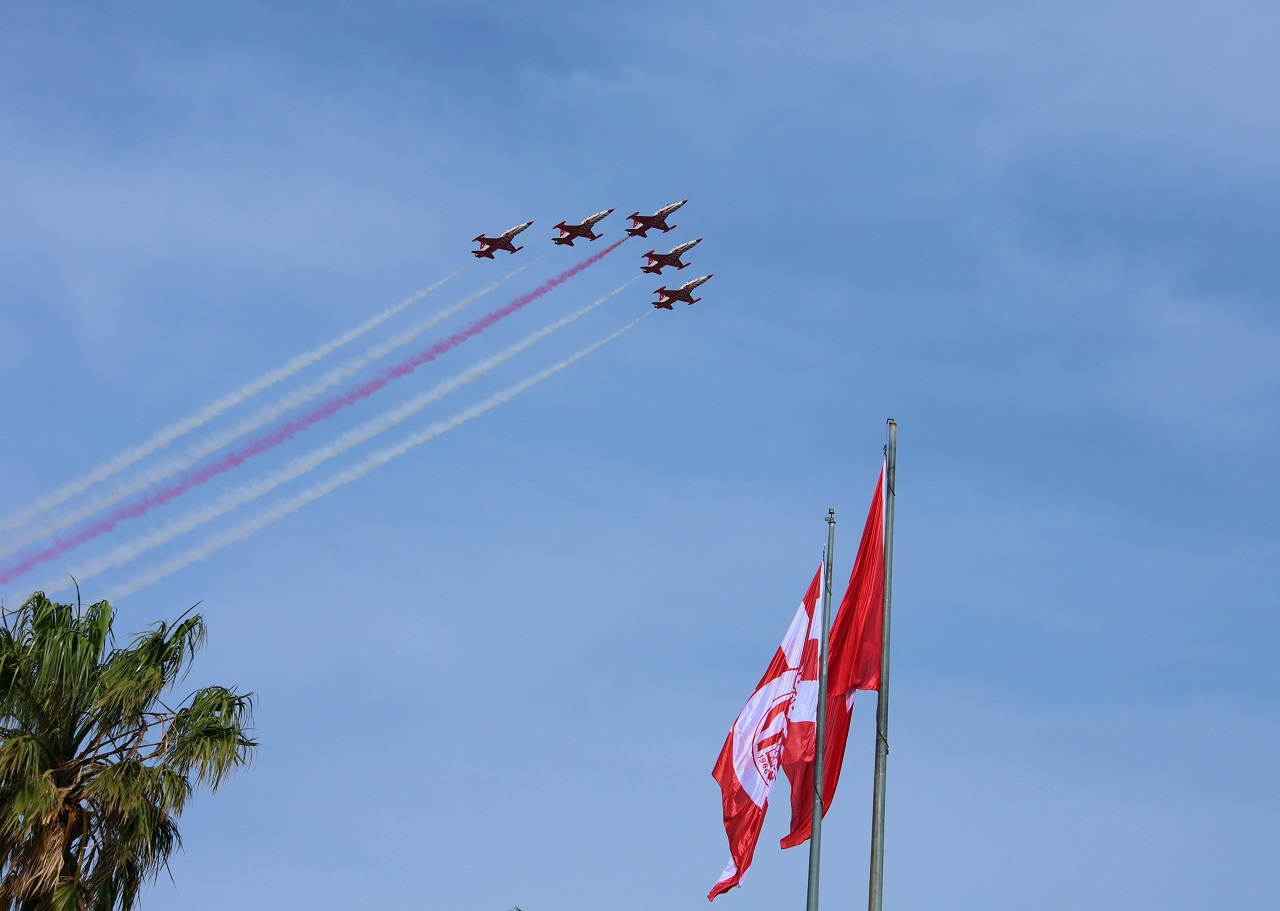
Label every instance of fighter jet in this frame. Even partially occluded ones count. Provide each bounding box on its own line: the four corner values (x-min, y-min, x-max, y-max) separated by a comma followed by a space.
553, 209, 614, 246
641, 238, 702, 275
652, 274, 713, 309
626, 200, 687, 238
472, 222, 533, 258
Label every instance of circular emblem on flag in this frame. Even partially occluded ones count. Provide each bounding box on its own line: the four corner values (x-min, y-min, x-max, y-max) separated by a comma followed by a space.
730, 669, 798, 807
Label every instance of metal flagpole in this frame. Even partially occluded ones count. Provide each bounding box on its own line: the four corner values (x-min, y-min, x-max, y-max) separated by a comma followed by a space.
805, 508, 838, 911
867, 419, 897, 911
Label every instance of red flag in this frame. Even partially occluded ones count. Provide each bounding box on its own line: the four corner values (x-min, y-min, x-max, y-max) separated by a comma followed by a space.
781, 466, 885, 849
708, 565, 822, 901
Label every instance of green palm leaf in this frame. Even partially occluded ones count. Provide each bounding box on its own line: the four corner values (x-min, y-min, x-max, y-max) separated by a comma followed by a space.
0, 592, 255, 910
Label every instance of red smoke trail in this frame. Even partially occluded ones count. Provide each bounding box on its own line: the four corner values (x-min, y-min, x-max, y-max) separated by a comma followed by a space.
0, 239, 625, 586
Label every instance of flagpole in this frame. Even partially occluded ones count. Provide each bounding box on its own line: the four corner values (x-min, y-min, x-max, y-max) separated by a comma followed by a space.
867, 419, 897, 911
805, 508, 838, 911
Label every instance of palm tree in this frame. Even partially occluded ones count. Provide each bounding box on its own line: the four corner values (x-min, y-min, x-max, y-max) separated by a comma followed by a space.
0, 591, 256, 911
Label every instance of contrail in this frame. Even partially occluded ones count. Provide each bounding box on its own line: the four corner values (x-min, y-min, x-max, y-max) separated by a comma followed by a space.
0, 239, 625, 585
0, 268, 464, 537
40, 277, 641, 592
0, 259, 538, 559
104, 313, 650, 600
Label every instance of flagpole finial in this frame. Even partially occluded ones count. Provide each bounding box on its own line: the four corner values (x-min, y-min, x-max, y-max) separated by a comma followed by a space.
827, 508, 835, 524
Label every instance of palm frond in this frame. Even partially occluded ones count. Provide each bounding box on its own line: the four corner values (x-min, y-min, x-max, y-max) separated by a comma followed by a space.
0, 593, 255, 910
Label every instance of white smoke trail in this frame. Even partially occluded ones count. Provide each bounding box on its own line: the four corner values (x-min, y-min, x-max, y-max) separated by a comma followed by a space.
37, 277, 639, 593
2, 260, 538, 559
0, 269, 465, 538
103, 313, 649, 600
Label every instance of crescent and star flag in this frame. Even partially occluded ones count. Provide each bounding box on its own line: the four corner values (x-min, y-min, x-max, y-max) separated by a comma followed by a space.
708, 564, 823, 901
781, 464, 886, 848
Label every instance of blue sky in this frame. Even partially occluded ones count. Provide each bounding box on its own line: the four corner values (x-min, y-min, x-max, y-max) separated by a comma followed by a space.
2, 2, 1278, 909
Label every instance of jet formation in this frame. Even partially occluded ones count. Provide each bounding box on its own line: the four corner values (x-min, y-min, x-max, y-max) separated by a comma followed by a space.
472, 200, 711, 309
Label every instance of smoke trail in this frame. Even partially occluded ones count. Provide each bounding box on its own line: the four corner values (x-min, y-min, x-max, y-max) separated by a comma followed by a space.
0, 239, 625, 585
41, 277, 641, 591
104, 314, 649, 600
0, 269, 464, 537
1, 259, 538, 559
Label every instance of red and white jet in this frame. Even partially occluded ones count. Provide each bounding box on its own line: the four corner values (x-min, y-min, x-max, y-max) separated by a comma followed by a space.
652, 274, 712, 309
626, 199, 687, 238
472, 222, 533, 258
553, 209, 614, 246
641, 238, 702, 274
